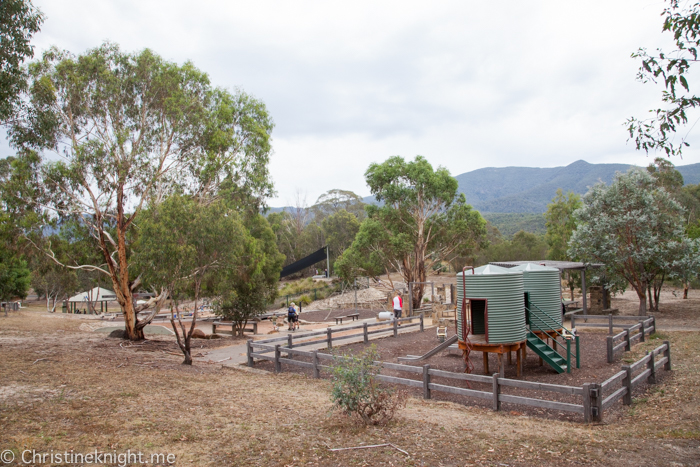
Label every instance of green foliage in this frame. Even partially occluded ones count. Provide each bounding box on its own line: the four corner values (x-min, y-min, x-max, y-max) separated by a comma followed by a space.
0, 252, 30, 303
214, 214, 284, 335
7, 42, 275, 340
0, 0, 43, 123
569, 168, 687, 313
337, 156, 486, 308
481, 230, 548, 263
482, 213, 546, 238
544, 189, 582, 260
322, 209, 361, 261
297, 295, 312, 306
627, 1, 700, 157
311, 189, 365, 221
279, 277, 316, 296
330, 346, 407, 425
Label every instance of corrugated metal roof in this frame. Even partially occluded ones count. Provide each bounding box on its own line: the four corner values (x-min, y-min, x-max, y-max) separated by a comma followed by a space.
490, 261, 603, 271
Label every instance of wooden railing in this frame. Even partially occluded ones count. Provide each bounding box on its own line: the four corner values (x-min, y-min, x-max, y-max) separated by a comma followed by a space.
605, 317, 656, 362
247, 335, 671, 423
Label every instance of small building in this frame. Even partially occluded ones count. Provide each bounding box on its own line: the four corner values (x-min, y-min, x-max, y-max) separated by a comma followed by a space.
65, 287, 117, 314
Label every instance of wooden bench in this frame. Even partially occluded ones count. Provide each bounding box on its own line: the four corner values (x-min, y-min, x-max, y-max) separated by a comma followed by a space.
334, 313, 360, 325
212, 320, 257, 336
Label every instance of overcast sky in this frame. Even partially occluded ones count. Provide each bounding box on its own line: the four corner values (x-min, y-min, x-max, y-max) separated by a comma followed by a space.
8, 0, 700, 206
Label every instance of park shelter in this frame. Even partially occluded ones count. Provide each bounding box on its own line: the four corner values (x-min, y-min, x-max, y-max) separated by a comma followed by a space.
65, 287, 117, 314
489, 261, 604, 313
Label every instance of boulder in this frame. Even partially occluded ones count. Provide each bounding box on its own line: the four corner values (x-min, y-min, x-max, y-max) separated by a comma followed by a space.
191, 328, 207, 339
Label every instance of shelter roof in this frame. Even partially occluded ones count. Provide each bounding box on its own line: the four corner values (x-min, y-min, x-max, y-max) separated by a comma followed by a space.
67, 287, 117, 302
489, 261, 604, 271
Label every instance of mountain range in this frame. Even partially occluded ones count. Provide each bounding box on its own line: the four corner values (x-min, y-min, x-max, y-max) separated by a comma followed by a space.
359, 159, 700, 214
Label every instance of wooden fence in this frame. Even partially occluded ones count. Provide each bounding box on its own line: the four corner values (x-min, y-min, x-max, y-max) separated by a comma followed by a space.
247, 335, 671, 423
570, 313, 654, 334
606, 317, 656, 363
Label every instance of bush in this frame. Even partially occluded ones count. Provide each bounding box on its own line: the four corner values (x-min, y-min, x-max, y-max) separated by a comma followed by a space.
298, 294, 312, 306
330, 346, 407, 425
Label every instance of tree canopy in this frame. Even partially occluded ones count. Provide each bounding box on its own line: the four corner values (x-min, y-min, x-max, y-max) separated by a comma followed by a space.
336, 156, 487, 307
7, 43, 275, 340
544, 189, 582, 261
0, 0, 43, 124
569, 168, 687, 313
627, 0, 700, 157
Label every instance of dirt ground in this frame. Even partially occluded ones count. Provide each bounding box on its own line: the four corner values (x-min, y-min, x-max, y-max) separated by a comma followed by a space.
1, 310, 699, 466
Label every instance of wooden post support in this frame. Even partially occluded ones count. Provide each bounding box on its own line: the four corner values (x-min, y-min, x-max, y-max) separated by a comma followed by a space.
420, 313, 424, 331
608, 314, 613, 335
363, 322, 369, 344
583, 383, 592, 423
652, 316, 656, 334
483, 352, 489, 375
663, 341, 671, 371
575, 335, 580, 369
313, 350, 320, 379
498, 353, 504, 378
625, 328, 631, 352
591, 383, 602, 422
327, 328, 332, 350
246, 340, 254, 367
648, 350, 656, 384
507, 351, 512, 365
274, 345, 281, 373
622, 365, 632, 405
423, 364, 431, 400
287, 334, 293, 349
640, 321, 645, 342
393, 319, 398, 337
492, 373, 501, 411
606, 336, 613, 363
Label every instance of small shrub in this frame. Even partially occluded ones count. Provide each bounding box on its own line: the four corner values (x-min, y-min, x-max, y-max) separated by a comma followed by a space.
330, 345, 407, 425
298, 295, 312, 306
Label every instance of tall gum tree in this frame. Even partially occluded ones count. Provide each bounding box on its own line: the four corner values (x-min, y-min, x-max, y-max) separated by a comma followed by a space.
338, 156, 487, 308
8, 43, 274, 340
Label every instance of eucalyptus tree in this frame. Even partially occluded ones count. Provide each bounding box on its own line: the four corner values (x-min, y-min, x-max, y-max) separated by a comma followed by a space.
627, 0, 700, 157
214, 214, 284, 336
337, 156, 487, 308
8, 43, 274, 340
135, 195, 247, 364
544, 189, 582, 261
0, 0, 43, 124
569, 169, 686, 314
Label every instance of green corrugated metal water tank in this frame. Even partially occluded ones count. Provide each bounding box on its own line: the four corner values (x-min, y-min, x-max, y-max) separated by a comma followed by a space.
456, 265, 527, 344
511, 263, 563, 331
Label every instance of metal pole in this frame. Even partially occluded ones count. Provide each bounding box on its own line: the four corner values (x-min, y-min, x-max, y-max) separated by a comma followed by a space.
581, 268, 587, 314
354, 278, 357, 314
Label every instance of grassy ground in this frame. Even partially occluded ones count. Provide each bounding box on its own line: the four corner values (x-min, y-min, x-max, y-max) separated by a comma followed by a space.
1, 312, 698, 466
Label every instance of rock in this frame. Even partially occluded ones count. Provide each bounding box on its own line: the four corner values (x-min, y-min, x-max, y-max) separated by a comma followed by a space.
191, 328, 207, 339
108, 329, 127, 339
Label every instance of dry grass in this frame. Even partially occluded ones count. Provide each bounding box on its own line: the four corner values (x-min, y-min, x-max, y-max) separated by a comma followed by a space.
1, 312, 699, 466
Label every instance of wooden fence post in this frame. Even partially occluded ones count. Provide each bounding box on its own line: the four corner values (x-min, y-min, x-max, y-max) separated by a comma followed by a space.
640, 321, 645, 342
326, 327, 333, 350
663, 341, 671, 371
393, 319, 398, 337
608, 314, 613, 335
492, 373, 501, 411
313, 350, 320, 379
274, 344, 281, 373
591, 383, 602, 422
288, 334, 293, 349
606, 336, 613, 363
625, 328, 631, 351
622, 365, 632, 405
583, 383, 592, 423
423, 364, 431, 399
363, 322, 368, 344
246, 340, 254, 367
647, 351, 656, 384
420, 313, 424, 332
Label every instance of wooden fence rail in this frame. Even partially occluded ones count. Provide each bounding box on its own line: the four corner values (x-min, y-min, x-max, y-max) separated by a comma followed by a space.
571, 313, 655, 334
606, 317, 655, 363
246, 335, 671, 423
